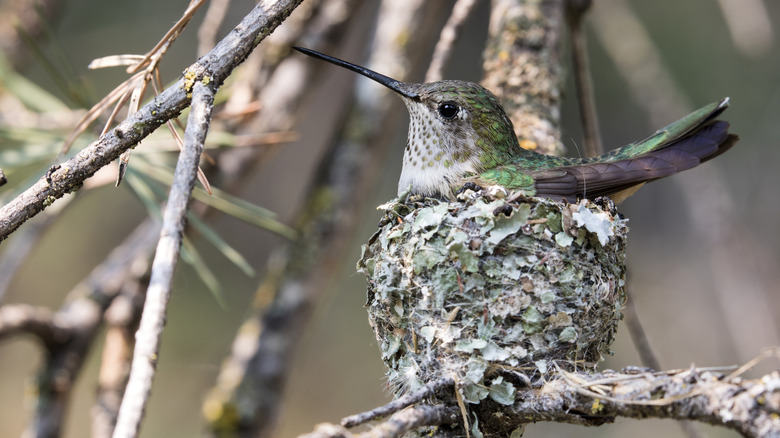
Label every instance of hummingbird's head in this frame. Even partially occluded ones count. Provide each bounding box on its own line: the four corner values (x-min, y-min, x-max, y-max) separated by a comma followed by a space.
393, 81, 522, 197
293, 47, 522, 197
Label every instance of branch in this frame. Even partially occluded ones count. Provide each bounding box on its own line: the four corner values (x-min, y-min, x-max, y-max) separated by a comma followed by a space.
22, 0, 329, 429
481, 0, 566, 156
342, 378, 455, 428
517, 366, 780, 437
197, 0, 231, 56
0, 304, 68, 346
93, 282, 145, 438
300, 364, 780, 438
303, 405, 461, 438
0, 0, 305, 243
425, 0, 480, 82
112, 81, 213, 438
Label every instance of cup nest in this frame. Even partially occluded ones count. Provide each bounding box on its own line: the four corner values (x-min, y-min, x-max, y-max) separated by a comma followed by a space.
357, 190, 628, 405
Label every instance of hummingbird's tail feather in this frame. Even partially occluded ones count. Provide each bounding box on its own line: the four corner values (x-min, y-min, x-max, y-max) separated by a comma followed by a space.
591, 98, 731, 163
531, 120, 738, 202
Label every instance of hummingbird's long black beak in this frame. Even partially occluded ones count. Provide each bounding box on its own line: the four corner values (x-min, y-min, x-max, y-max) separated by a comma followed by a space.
293, 47, 419, 99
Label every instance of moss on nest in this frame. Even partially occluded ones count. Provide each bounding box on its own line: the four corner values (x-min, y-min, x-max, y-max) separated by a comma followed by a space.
357, 190, 628, 405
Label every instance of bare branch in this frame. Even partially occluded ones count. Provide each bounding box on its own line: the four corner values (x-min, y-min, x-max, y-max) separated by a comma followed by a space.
536, 367, 780, 437
197, 0, 232, 56
303, 405, 460, 438
425, 0, 480, 82
112, 81, 213, 438
5, 5, 306, 433
0, 303, 68, 346
715, 0, 773, 57
342, 378, 455, 428
359, 405, 461, 438
92, 276, 146, 438
300, 365, 780, 437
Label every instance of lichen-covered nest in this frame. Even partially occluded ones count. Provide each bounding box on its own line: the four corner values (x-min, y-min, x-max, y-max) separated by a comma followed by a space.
357, 190, 628, 406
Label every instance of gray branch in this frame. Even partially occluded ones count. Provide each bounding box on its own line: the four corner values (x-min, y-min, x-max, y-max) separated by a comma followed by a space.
300, 367, 780, 437
0, 304, 68, 346
303, 405, 460, 438
425, 0, 480, 82
341, 378, 456, 428
112, 81, 213, 438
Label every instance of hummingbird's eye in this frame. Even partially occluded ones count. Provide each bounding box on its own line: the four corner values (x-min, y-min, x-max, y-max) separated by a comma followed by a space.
438, 102, 459, 119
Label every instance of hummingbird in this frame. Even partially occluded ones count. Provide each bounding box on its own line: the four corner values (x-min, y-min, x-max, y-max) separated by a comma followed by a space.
294, 47, 738, 203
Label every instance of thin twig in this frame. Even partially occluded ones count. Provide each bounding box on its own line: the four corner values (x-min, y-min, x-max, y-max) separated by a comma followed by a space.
726, 347, 780, 381
342, 377, 454, 427
126, 0, 207, 75
425, 0, 479, 82
92, 274, 147, 438
197, 0, 232, 56
622, 287, 661, 371
565, 0, 602, 157
112, 81, 214, 438
303, 405, 460, 438
359, 404, 460, 438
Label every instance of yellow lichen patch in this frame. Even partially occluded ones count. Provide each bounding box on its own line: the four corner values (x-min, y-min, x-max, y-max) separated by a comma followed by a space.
591, 398, 605, 414
519, 139, 537, 150
183, 69, 198, 98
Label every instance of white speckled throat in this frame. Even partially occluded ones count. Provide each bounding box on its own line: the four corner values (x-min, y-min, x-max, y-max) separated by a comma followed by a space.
397, 99, 480, 197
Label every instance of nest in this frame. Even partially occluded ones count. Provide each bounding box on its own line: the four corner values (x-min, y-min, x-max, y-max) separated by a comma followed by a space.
357, 190, 628, 406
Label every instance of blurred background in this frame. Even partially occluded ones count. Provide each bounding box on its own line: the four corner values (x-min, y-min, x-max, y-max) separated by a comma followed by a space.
0, 0, 778, 437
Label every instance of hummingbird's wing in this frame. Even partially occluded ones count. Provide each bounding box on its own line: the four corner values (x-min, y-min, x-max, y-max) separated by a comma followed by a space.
521, 99, 737, 202
529, 120, 738, 202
